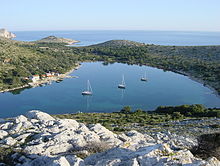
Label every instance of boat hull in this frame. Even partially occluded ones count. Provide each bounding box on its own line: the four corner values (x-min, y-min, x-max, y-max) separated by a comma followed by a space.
82, 91, 92, 95
141, 78, 147, 81
118, 84, 126, 89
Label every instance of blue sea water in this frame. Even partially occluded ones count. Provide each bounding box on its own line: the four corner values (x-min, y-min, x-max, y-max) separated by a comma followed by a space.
13, 30, 220, 46
0, 30, 219, 118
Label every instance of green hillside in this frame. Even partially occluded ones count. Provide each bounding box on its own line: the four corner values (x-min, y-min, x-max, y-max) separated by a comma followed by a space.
0, 38, 80, 90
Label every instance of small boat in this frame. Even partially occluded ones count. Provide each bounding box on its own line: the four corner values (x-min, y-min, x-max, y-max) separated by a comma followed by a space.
141, 71, 147, 81
82, 80, 93, 95
56, 78, 64, 83
118, 75, 126, 89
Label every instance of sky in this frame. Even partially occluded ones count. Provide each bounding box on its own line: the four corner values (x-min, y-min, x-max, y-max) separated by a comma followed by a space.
0, 0, 220, 31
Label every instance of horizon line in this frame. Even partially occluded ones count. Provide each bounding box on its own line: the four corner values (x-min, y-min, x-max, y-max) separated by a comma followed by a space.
8, 29, 220, 33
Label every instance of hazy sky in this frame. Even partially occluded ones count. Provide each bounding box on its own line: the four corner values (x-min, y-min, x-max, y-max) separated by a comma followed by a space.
1, 0, 220, 31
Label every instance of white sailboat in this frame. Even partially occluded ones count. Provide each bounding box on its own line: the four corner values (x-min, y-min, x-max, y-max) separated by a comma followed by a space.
82, 80, 93, 95
141, 71, 147, 81
118, 75, 126, 89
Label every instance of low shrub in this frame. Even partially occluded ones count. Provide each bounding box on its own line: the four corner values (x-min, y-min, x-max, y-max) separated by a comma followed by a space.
191, 133, 220, 160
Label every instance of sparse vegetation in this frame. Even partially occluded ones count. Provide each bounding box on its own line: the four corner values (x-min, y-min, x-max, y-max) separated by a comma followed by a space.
54, 104, 220, 134
69, 141, 112, 159
0, 147, 24, 165
191, 133, 220, 160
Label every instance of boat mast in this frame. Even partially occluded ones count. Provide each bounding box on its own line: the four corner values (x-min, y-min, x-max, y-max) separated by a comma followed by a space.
87, 80, 89, 91
122, 75, 125, 85
88, 80, 92, 92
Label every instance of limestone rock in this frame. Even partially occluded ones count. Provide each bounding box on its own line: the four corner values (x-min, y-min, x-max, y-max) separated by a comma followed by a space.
21, 156, 71, 166
0, 110, 219, 166
14, 115, 28, 123
0, 130, 8, 139
0, 122, 13, 130
26, 110, 55, 123
0, 29, 16, 39
205, 157, 220, 166
1, 136, 17, 146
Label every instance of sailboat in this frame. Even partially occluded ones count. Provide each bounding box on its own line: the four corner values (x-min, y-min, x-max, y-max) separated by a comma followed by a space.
141, 71, 147, 81
118, 75, 126, 89
82, 80, 93, 95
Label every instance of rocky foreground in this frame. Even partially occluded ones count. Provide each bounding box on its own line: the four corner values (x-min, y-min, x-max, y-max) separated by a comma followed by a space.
0, 111, 219, 166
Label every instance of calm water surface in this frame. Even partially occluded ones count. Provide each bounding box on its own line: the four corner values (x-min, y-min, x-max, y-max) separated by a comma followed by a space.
13, 30, 220, 46
0, 62, 219, 118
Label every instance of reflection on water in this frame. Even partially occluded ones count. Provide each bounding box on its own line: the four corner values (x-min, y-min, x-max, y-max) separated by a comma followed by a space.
120, 89, 125, 101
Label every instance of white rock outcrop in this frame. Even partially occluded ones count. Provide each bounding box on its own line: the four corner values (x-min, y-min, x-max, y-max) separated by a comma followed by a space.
0, 110, 219, 166
0, 28, 16, 39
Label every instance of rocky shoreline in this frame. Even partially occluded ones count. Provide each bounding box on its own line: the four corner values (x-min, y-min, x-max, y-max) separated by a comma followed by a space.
0, 110, 219, 166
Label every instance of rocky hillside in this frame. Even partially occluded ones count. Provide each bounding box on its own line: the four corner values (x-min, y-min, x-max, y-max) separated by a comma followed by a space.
91, 40, 146, 47
36, 36, 79, 44
0, 29, 16, 39
0, 111, 219, 166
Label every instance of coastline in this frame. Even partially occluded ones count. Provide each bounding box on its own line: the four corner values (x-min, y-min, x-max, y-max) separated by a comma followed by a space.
0, 63, 81, 93
174, 70, 220, 97
0, 84, 30, 93
0, 61, 219, 98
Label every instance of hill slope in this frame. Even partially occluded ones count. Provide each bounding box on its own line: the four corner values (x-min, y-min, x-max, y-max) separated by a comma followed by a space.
92, 40, 145, 47
36, 36, 79, 44
0, 38, 79, 91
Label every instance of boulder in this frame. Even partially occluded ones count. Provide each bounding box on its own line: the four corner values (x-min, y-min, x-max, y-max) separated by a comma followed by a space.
205, 157, 220, 166
14, 115, 28, 124
1, 136, 17, 146
26, 110, 55, 123
0, 122, 13, 130
21, 156, 70, 166
0, 130, 8, 139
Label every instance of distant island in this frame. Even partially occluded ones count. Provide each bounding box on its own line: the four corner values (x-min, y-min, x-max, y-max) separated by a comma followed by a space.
35, 35, 79, 44
0, 28, 16, 39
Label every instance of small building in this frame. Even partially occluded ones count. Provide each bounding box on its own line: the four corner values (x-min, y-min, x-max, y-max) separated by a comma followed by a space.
46, 73, 53, 77
41, 74, 47, 78
29, 75, 40, 82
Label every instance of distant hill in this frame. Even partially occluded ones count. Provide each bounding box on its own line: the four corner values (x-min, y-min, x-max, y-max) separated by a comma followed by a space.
0, 29, 16, 39
91, 40, 145, 47
36, 36, 79, 44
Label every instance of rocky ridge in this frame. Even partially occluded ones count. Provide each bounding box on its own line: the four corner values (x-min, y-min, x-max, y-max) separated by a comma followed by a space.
0, 29, 16, 39
0, 110, 219, 166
